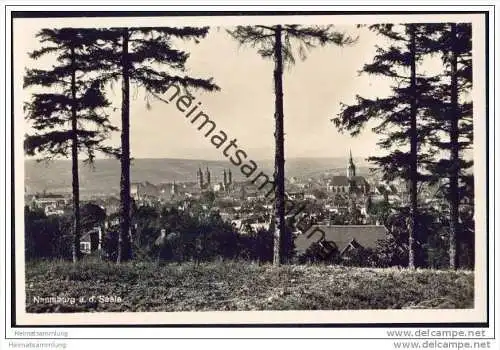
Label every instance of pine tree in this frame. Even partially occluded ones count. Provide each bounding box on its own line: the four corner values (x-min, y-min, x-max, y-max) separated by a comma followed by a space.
333, 24, 439, 268
92, 27, 219, 263
228, 25, 355, 265
24, 28, 118, 263
420, 23, 473, 269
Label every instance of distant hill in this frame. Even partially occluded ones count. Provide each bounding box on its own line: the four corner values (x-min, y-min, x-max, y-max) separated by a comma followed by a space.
24, 157, 371, 196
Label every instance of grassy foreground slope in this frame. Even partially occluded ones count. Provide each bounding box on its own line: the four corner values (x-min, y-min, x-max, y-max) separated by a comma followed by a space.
25, 260, 474, 312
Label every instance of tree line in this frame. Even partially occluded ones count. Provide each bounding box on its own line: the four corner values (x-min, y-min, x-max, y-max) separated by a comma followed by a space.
24, 23, 473, 269
25, 198, 471, 269
332, 24, 473, 269
24, 27, 218, 263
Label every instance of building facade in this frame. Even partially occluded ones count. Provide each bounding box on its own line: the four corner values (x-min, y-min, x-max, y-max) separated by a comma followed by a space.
327, 151, 369, 195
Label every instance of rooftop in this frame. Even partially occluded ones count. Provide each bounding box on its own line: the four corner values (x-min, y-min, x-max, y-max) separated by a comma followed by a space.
295, 224, 388, 254
329, 175, 367, 186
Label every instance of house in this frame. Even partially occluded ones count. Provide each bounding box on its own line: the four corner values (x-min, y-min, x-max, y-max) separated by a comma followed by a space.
30, 193, 69, 213
44, 207, 65, 216
213, 183, 224, 192
286, 191, 305, 200
233, 215, 270, 234
80, 226, 102, 254
131, 181, 159, 201
294, 224, 388, 258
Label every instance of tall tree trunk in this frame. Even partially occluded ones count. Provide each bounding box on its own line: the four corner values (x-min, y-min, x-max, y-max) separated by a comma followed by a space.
408, 24, 418, 269
70, 45, 81, 263
273, 25, 286, 266
449, 23, 459, 269
118, 28, 131, 264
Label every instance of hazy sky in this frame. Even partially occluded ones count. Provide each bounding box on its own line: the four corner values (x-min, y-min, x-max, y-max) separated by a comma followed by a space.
14, 14, 474, 163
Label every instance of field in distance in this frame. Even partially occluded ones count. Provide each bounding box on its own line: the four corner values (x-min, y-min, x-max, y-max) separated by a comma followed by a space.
24, 157, 372, 196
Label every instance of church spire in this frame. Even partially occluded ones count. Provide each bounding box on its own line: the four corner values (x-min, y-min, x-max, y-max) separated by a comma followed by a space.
197, 167, 204, 189
347, 149, 356, 178
205, 167, 211, 185
171, 180, 177, 195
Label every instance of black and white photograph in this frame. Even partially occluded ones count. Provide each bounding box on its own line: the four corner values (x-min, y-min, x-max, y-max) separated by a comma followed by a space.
5, 8, 493, 331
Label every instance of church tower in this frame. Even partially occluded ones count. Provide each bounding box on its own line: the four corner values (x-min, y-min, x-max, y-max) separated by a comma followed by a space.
197, 168, 204, 189
347, 150, 356, 178
171, 181, 178, 196
205, 167, 211, 185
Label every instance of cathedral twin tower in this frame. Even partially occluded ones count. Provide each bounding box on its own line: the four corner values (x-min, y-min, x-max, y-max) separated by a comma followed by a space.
197, 167, 232, 190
